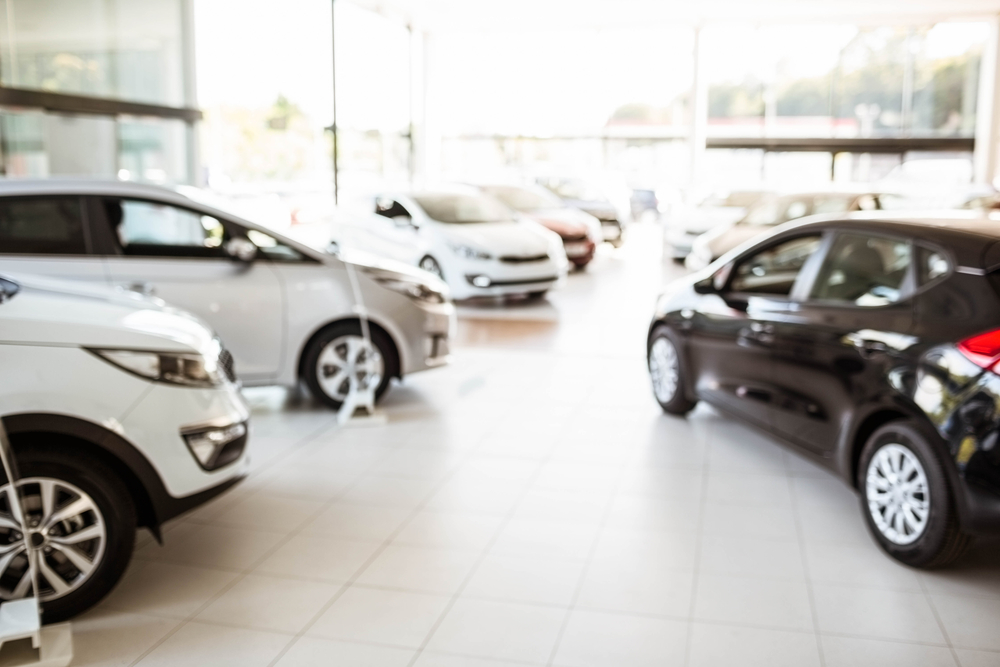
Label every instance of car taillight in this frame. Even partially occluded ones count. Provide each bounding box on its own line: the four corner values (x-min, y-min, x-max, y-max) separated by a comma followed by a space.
958, 328, 1000, 372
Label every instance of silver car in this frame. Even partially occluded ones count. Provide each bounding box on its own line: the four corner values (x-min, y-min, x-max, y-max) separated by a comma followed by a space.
685, 191, 886, 271
0, 179, 455, 409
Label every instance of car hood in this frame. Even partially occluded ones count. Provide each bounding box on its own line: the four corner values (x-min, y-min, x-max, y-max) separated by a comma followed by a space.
704, 223, 771, 258
0, 273, 219, 355
525, 208, 592, 238
436, 220, 553, 257
336, 248, 449, 293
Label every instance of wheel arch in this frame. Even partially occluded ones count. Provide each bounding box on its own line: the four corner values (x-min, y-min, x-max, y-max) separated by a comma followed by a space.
296, 317, 403, 383
1, 413, 162, 538
845, 408, 909, 489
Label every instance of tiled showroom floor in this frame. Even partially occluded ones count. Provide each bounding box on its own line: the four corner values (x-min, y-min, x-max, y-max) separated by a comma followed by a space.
71, 223, 1000, 667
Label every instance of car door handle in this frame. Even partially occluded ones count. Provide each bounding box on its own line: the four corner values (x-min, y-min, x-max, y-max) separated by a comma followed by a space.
123, 281, 155, 296
739, 322, 775, 346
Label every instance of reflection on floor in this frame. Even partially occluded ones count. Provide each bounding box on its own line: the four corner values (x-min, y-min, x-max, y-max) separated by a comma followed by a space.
72, 222, 1000, 667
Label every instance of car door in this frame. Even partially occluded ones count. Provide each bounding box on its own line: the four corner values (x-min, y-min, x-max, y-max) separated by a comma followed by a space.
685, 233, 825, 430
767, 230, 915, 455
0, 195, 111, 284
372, 197, 423, 264
93, 196, 285, 382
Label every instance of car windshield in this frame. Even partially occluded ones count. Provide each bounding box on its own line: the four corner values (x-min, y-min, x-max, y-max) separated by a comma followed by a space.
484, 186, 562, 212
0, 276, 20, 304
741, 194, 854, 226
542, 180, 607, 202
412, 194, 514, 224
701, 191, 767, 208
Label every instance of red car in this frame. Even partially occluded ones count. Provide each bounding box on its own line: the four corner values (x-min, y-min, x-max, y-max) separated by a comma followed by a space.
481, 185, 603, 269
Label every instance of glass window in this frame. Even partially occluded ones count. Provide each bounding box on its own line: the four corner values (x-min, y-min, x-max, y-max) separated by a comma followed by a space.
483, 186, 562, 212
246, 229, 307, 262
0, 0, 188, 107
374, 198, 412, 220
730, 235, 823, 296
811, 233, 912, 306
917, 246, 950, 284
108, 199, 227, 258
411, 194, 514, 224
0, 197, 85, 254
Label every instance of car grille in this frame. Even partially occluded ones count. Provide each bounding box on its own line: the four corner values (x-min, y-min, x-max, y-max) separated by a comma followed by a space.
219, 348, 237, 383
499, 254, 549, 264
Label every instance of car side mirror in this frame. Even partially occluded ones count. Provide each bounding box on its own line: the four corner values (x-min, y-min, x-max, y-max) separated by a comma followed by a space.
693, 277, 716, 294
392, 215, 416, 229
226, 236, 258, 262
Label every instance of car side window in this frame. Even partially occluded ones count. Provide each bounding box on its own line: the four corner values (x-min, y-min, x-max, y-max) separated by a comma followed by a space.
375, 197, 411, 220
729, 235, 823, 297
245, 229, 309, 262
0, 197, 87, 255
810, 233, 912, 307
106, 199, 228, 258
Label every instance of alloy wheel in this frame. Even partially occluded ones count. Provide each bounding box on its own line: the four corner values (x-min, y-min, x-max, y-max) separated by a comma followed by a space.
649, 336, 680, 403
865, 443, 930, 545
0, 477, 107, 601
316, 335, 385, 402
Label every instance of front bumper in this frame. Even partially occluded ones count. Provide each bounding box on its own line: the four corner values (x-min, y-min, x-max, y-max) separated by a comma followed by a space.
399, 300, 455, 375
562, 238, 596, 264
119, 380, 251, 500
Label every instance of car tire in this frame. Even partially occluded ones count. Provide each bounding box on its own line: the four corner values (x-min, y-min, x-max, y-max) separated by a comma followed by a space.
858, 421, 972, 568
1, 445, 136, 622
419, 256, 444, 280
302, 321, 397, 410
648, 325, 697, 415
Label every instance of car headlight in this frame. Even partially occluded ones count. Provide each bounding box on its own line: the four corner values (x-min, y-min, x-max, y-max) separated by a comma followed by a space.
449, 243, 491, 260
88, 348, 226, 387
373, 275, 448, 304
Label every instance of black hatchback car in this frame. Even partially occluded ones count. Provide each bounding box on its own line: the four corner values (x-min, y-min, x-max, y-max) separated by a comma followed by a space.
647, 212, 1000, 567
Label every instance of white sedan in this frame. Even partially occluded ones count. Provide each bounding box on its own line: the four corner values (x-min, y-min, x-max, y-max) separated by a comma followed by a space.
336, 191, 569, 300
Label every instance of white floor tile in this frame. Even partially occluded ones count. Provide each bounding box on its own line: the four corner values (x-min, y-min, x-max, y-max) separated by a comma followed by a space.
698, 534, 805, 581
693, 573, 814, 631
578, 559, 694, 617
195, 573, 340, 633
463, 554, 586, 606
307, 586, 451, 648
71, 608, 181, 667
931, 593, 1000, 651
552, 609, 688, 667
689, 623, 821, 667
134, 620, 291, 667
424, 598, 566, 664
356, 544, 480, 595
98, 560, 239, 619
391, 510, 505, 551
135, 523, 285, 572
812, 584, 946, 643
821, 635, 958, 667
254, 533, 382, 583
273, 636, 415, 667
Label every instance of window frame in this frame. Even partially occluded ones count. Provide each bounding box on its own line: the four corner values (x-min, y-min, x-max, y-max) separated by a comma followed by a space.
723, 230, 831, 301
0, 195, 92, 256
798, 228, 919, 310
89, 195, 318, 264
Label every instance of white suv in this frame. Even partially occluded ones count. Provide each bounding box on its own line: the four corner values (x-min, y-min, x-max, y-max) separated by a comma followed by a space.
0, 180, 455, 409
0, 273, 250, 621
